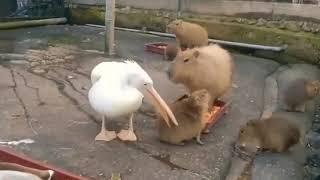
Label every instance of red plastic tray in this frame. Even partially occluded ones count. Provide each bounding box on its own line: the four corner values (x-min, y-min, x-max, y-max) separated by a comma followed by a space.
202, 100, 230, 133
0, 147, 90, 180
144, 42, 168, 55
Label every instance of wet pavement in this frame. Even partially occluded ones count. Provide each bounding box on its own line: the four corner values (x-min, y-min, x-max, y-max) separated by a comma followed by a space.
0, 25, 318, 180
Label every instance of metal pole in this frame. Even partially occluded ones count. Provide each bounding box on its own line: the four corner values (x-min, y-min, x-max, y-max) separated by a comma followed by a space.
86, 24, 287, 52
105, 0, 115, 55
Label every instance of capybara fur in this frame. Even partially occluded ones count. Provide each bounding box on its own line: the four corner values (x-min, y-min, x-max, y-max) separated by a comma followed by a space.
158, 89, 210, 145
283, 78, 320, 112
166, 19, 208, 49
164, 43, 179, 61
167, 44, 234, 106
236, 117, 300, 153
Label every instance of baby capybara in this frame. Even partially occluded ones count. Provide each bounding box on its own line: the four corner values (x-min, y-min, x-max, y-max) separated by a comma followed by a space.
236, 117, 300, 153
158, 89, 210, 145
167, 44, 234, 106
283, 78, 320, 112
166, 19, 208, 49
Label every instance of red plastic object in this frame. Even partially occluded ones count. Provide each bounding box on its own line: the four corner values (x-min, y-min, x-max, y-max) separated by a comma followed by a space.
144, 42, 168, 55
202, 100, 230, 133
0, 147, 90, 180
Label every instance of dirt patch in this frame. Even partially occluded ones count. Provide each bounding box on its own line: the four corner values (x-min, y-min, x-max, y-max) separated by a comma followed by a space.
26, 44, 78, 67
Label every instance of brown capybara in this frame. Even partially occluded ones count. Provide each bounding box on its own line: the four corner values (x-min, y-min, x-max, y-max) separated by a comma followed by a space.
158, 89, 210, 145
167, 44, 234, 106
166, 19, 208, 49
236, 117, 300, 153
164, 43, 179, 61
283, 78, 320, 112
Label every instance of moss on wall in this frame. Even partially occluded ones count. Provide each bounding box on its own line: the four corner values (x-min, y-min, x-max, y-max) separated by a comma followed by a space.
70, 5, 105, 25
184, 18, 320, 64
70, 5, 320, 65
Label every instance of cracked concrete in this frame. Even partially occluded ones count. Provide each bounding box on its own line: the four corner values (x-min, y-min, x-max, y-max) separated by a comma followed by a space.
0, 25, 304, 180
8, 66, 38, 135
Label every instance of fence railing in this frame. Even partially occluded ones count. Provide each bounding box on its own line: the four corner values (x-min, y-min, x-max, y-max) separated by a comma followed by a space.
0, 0, 67, 19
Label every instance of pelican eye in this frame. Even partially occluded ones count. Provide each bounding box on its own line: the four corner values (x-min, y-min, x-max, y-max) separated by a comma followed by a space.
143, 83, 147, 86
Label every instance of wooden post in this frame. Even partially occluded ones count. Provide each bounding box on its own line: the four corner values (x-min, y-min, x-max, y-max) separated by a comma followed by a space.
105, 0, 116, 56
177, 0, 182, 17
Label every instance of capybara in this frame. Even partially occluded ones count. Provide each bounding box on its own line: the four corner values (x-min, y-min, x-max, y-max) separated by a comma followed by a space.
166, 19, 208, 49
164, 43, 179, 61
167, 44, 234, 106
158, 89, 210, 145
236, 117, 300, 153
283, 78, 320, 112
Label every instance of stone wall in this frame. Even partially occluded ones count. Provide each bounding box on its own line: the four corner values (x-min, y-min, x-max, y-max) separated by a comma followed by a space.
217, 16, 320, 34
71, 0, 320, 20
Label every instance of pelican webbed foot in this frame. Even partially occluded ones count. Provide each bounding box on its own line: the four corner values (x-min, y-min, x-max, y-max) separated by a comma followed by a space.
95, 116, 117, 141
95, 130, 117, 141
117, 113, 138, 141
117, 129, 137, 141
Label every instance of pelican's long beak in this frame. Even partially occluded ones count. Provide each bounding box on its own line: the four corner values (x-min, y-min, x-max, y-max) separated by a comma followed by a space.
143, 85, 178, 127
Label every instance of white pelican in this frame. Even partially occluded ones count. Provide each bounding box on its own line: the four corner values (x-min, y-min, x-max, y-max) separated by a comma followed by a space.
88, 60, 178, 141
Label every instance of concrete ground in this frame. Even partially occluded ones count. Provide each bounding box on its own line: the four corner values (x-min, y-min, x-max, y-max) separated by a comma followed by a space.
0, 25, 315, 180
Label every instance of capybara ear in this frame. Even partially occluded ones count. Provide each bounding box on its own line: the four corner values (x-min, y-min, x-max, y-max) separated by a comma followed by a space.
193, 50, 200, 58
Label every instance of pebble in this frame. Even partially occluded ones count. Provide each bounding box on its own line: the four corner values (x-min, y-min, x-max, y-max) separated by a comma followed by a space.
30, 62, 40, 67
32, 68, 46, 74
67, 75, 75, 79
54, 59, 65, 63
65, 55, 75, 60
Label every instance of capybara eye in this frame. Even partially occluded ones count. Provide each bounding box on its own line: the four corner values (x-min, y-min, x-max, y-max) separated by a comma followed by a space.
184, 58, 189, 63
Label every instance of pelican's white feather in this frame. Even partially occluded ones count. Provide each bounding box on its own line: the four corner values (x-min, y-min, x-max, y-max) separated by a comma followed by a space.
90, 61, 125, 84
91, 60, 153, 85
88, 60, 149, 118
